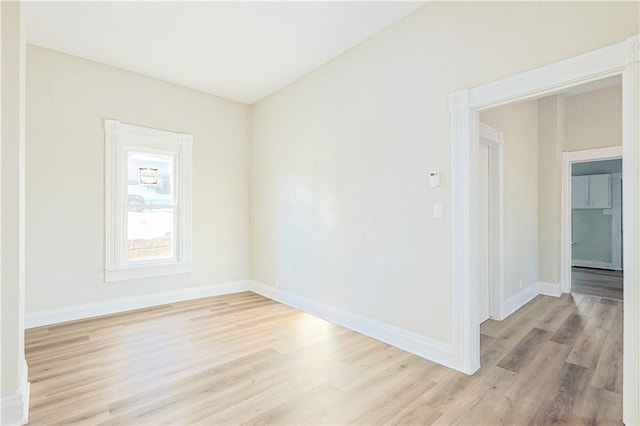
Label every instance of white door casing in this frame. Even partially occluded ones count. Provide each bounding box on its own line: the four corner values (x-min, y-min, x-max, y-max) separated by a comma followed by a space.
478, 122, 504, 323
450, 34, 639, 424
478, 142, 490, 323
612, 172, 623, 269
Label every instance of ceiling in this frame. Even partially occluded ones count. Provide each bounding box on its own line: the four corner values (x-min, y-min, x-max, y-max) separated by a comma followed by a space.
572, 159, 622, 176
26, 1, 425, 104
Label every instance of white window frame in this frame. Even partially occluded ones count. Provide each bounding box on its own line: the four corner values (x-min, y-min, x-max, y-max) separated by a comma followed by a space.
105, 119, 192, 282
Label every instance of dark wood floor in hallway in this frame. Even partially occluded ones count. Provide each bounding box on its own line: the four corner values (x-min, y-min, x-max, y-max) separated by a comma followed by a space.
572, 266, 623, 301
25, 291, 622, 425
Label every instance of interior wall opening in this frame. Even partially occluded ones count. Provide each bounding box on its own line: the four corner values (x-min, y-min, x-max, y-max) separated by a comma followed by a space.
471, 74, 625, 420
450, 34, 638, 423
570, 158, 623, 301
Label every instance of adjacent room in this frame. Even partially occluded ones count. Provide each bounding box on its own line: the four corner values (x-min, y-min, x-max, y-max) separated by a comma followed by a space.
2, 1, 639, 425
571, 158, 623, 300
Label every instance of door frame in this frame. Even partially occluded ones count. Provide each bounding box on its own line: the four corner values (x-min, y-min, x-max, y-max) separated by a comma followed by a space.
449, 34, 639, 424
561, 146, 623, 294
479, 122, 504, 321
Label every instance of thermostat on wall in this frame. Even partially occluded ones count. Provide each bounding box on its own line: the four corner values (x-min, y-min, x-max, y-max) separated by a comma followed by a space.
429, 171, 440, 187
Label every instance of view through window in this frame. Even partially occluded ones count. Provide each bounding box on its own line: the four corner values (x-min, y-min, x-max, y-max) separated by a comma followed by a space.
127, 151, 175, 261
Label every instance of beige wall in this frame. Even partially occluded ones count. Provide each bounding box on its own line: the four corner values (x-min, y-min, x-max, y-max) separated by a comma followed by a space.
481, 101, 540, 299
536, 85, 622, 285
472, 86, 622, 295
1, 0, 27, 417
564, 85, 622, 152
462, 85, 621, 298
26, 46, 250, 312
537, 95, 565, 284
250, 1, 638, 343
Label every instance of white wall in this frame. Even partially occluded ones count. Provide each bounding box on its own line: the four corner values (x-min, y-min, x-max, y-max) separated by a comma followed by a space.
26, 46, 250, 313
250, 1, 639, 344
481, 101, 539, 299
1, 0, 28, 423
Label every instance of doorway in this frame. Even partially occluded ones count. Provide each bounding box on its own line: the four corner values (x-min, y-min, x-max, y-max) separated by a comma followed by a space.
562, 149, 623, 300
449, 34, 639, 424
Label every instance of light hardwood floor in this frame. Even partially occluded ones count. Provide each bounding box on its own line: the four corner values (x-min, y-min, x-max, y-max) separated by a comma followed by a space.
25, 291, 622, 425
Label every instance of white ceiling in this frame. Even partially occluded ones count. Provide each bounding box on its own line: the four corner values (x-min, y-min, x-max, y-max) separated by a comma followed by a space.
26, 1, 425, 104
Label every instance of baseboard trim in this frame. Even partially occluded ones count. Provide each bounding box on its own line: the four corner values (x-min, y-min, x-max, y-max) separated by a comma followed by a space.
501, 282, 563, 320
25, 280, 251, 328
537, 281, 562, 297
501, 284, 539, 319
249, 280, 456, 371
24, 279, 456, 373
1, 359, 30, 426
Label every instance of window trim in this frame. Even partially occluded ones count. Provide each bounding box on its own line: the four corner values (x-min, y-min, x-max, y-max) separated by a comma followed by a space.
105, 119, 192, 282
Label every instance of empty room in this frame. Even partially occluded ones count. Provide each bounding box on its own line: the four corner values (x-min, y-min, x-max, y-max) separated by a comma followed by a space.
1, 1, 639, 425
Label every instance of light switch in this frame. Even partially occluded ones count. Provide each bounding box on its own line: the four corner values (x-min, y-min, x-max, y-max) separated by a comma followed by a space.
433, 203, 443, 219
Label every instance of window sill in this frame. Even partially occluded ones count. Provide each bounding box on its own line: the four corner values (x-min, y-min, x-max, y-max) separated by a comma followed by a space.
105, 262, 192, 282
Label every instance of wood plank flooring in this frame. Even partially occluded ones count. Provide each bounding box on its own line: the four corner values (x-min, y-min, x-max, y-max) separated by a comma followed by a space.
25, 291, 622, 425
572, 267, 623, 300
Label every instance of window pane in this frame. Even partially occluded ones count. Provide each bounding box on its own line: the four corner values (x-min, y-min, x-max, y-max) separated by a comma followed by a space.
127, 207, 174, 261
127, 151, 174, 206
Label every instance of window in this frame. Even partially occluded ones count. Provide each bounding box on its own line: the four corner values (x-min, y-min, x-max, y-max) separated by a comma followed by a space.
105, 119, 192, 282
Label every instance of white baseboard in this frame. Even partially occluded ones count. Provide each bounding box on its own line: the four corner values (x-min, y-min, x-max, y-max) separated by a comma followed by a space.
572, 259, 622, 270
25, 280, 251, 328
537, 281, 562, 297
501, 284, 539, 320
500, 282, 563, 320
249, 280, 456, 371
23, 278, 456, 374
1, 359, 30, 426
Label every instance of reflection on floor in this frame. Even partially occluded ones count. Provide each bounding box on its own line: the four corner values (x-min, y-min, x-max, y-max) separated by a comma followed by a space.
572, 266, 623, 300
26, 292, 623, 425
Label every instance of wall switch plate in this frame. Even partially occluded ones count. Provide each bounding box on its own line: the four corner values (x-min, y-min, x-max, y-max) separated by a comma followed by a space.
433, 203, 443, 219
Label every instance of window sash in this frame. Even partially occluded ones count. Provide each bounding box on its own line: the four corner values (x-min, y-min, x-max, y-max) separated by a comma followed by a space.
105, 119, 192, 282
126, 204, 177, 264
